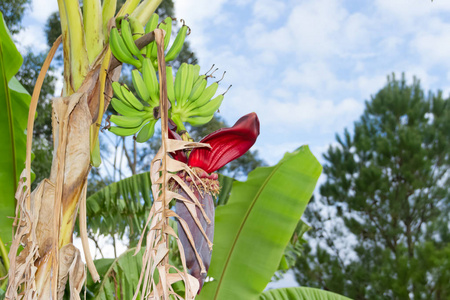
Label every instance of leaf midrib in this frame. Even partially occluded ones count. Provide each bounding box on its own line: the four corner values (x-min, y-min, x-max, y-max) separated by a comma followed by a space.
0, 43, 17, 193
213, 162, 284, 300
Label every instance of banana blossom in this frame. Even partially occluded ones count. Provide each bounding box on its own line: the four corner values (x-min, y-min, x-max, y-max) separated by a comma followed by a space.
169, 112, 260, 291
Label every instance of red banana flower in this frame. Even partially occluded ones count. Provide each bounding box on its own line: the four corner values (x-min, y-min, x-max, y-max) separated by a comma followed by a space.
170, 112, 260, 291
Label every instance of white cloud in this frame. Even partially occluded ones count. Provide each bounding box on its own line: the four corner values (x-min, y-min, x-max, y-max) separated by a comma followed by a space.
243, 94, 364, 138
30, 0, 59, 23
411, 27, 450, 68
375, 0, 450, 20
14, 25, 48, 53
252, 0, 286, 22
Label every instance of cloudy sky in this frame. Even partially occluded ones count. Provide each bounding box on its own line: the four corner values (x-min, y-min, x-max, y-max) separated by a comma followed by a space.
13, 0, 450, 289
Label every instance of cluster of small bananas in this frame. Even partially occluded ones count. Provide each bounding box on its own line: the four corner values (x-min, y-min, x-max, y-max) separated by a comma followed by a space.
108, 14, 226, 142
168, 63, 226, 130
109, 14, 188, 69
109, 58, 158, 142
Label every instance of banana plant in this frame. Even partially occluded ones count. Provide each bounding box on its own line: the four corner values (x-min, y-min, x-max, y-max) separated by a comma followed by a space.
5, 0, 163, 299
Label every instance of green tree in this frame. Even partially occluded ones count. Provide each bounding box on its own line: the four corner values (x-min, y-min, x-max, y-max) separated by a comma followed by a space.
295, 74, 450, 299
0, 0, 30, 34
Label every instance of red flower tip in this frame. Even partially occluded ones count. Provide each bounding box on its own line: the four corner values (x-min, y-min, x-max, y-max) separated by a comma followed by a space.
188, 112, 260, 173
168, 120, 188, 163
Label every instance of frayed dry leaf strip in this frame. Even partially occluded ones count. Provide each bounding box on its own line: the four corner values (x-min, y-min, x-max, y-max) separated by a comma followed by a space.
6, 172, 43, 299
57, 244, 86, 300
165, 139, 210, 153
7, 90, 97, 299
134, 29, 201, 300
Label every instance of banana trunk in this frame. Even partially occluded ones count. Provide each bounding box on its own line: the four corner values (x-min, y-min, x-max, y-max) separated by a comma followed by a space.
6, 58, 121, 300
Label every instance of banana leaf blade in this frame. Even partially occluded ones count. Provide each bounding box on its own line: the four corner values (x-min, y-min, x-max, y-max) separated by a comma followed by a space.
0, 12, 30, 252
260, 287, 351, 300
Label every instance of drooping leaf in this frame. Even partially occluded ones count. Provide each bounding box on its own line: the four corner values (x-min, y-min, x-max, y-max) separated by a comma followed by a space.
198, 146, 322, 300
86, 248, 144, 299
86, 172, 152, 243
275, 219, 310, 279
259, 287, 351, 300
215, 174, 234, 206
0, 12, 31, 251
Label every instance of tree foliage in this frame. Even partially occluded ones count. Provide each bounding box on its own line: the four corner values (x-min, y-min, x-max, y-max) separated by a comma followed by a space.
295, 74, 450, 299
0, 0, 30, 34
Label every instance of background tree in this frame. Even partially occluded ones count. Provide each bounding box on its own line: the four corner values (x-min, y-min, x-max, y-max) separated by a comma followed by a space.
295, 74, 450, 299
0, 0, 30, 34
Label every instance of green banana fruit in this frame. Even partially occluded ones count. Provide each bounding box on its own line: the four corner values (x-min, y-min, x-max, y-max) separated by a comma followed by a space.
187, 82, 219, 109
161, 17, 172, 50
166, 66, 176, 107
184, 114, 214, 127
145, 13, 159, 58
192, 64, 201, 79
189, 76, 207, 101
109, 123, 145, 136
109, 27, 141, 68
187, 94, 224, 117
142, 58, 159, 106
120, 17, 143, 61
131, 69, 151, 103
145, 13, 159, 33
181, 63, 195, 106
110, 97, 147, 117
110, 115, 145, 128
112, 81, 125, 100
136, 120, 157, 142
190, 95, 223, 117
120, 85, 145, 110
174, 63, 187, 106
150, 16, 172, 59
165, 23, 188, 62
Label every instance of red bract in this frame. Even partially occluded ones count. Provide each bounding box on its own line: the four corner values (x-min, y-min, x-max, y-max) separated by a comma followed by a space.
188, 112, 260, 173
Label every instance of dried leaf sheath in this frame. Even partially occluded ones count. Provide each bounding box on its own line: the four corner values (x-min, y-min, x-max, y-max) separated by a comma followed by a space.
133, 29, 212, 299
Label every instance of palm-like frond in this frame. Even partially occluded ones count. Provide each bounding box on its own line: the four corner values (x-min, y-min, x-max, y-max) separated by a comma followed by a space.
86, 172, 152, 243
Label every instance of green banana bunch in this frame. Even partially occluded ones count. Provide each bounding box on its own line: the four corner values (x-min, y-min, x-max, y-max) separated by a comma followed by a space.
142, 14, 189, 66
169, 63, 227, 129
109, 80, 158, 142
109, 16, 144, 69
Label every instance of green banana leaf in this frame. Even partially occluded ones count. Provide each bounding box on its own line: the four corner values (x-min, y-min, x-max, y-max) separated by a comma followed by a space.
260, 287, 351, 300
198, 146, 322, 300
86, 243, 185, 300
275, 219, 310, 279
216, 173, 234, 206
86, 172, 152, 243
86, 248, 144, 299
0, 12, 31, 252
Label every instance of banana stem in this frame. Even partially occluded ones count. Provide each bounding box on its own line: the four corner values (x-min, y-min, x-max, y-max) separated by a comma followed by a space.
83, 0, 104, 64
117, 0, 141, 17
102, 0, 116, 43
131, 0, 163, 25
89, 49, 112, 164
58, 0, 90, 94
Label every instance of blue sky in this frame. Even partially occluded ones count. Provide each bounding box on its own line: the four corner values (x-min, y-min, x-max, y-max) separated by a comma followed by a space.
17, 0, 450, 166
